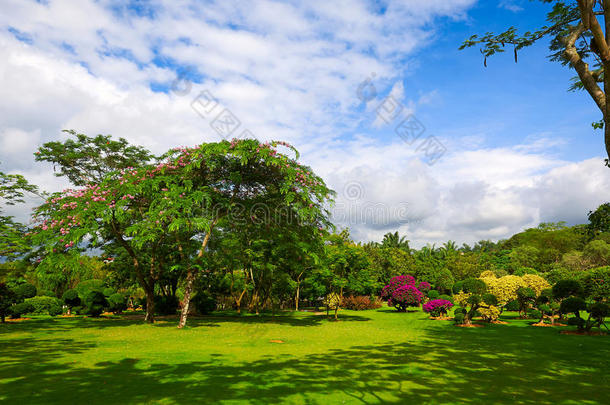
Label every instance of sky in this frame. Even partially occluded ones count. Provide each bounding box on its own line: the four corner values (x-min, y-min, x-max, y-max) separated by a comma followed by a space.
1, 0, 609, 248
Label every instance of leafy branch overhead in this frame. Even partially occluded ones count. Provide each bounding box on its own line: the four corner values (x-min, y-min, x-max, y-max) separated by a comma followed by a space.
460, 1, 610, 164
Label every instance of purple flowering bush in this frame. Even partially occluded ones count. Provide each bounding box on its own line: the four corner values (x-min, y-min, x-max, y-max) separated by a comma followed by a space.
418, 281, 432, 292
380, 275, 416, 301
423, 299, 453, 317
388, 284, 424, 312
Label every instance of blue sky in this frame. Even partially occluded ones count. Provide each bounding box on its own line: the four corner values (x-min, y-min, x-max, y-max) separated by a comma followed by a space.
0, 0, 609, 247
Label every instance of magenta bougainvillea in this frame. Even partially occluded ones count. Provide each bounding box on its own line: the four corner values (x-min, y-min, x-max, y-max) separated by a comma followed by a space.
423, 299, 453, 317
388, 284, 424, 311
418, 281, 431, 292
380, 275, 416, 301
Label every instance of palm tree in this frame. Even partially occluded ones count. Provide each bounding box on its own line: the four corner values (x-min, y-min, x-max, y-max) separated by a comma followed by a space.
380, 231, 410, 251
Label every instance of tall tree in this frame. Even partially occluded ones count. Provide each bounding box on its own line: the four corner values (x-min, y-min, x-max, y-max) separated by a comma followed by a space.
460, 1, 610, 164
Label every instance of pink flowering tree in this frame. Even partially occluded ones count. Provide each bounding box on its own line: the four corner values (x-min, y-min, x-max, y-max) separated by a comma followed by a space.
33, 138, 334, 328
381, 274, 428, 312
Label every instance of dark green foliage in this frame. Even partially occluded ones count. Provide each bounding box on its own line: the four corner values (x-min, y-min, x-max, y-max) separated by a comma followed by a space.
589, 302, 610, 322
482, 293, 497, 306
191, 292, 216, 315
24, 296, 63, 316
552, 279, 584, 300
154, 295, 179, 315
560, 297, 587, 315
103, 287, 116, 298
517, 287, 536, 317
588, 203, 610, 236
580, 267, 610, 301
452, 281, 464, 294
461, 278, 487, 295
13, 283, 37, 300
84, 291, 107, 317
428, 290, 440, 300
10, 302, 34, 318
76, 279, 105, 298
438, 294, 454, 304
0, 283, 16, 322
505, 300, 520, 311
107, 293, 127, 314
62, 289, 81, 308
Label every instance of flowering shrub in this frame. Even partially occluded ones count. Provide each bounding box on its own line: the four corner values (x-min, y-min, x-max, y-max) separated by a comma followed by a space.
389, 284, 424, 311
341, 295, 382, 310
423, 299, 453, 317
380, 275, 416, 301
418, 281, 431, 292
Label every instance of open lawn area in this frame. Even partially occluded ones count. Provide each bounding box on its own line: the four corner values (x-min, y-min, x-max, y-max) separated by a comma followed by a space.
1, 308, 608, 404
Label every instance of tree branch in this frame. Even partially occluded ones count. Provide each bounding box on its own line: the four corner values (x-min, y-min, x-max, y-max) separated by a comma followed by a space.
563, 22, 607, 112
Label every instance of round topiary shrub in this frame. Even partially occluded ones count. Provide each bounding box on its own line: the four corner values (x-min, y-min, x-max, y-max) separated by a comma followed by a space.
84, 291, 107, 317
192, 292, 216, 315
62, 289, 81, 312
13, 283, 37, 300
102, 287, 116, 298
10, 302, 34, 319
107, 293, 127, 314
427, 290, 440, 300
423, 299, 453, 317
553, 279, 584, 299
505, 300, 520, 311
588, 302, 610, 321
560, 297, 587, 314
23, 296, 63, 316
452, 281, 464, 294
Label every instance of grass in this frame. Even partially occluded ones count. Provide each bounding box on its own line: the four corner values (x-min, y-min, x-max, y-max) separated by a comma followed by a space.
1, 308, 609, 404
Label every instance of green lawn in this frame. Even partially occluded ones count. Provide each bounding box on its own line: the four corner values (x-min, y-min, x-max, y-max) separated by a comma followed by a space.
1, 308, 608, 404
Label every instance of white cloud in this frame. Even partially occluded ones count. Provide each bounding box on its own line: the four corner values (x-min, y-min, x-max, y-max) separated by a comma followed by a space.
2, 0, 609, 248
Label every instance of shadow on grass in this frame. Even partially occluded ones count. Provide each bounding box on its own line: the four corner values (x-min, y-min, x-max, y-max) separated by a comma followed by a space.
1, 316, 608, 404
0, 310, 372, 333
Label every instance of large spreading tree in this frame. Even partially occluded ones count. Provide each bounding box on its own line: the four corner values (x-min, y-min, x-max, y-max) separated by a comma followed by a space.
460, 1, 610, 164
32, 138, 334, 327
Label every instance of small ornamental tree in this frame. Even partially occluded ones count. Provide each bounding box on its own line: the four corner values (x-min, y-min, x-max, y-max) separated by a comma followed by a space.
531, 288, 561, 325
62, 289, 81, 315
516, 287, 536, 318
107, 293, 127, 314
84, 290, 107, 317
453, 278, 495, 325
323, 292, 341, 320
389, 284, 424, 312
423, 299, 453, 318
380, 275, 416, 301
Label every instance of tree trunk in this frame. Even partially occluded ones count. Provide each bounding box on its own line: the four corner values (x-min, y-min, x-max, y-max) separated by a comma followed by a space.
177, 219, 217, 329
334, 306, 338, 320
295, 282, 300, 311
178, 270, 196, 328
144, 287, 155, 324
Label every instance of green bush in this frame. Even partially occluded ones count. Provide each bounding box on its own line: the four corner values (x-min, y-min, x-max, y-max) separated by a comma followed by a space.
102, 287, 116, 298
23, 296, 63, 316
192, 292, 217, 314
154, 295, 179, 315
62, 289, 81, 309
0, 283, 16, 322
553, 279, 584, 299
452, 281, 464, 294
581, 267, 610, 301
560, 297, 587, 314
13, 283, 37, 300
84, 291, 107, 317
76, 279, 105, 298
505, 300, 519, 311
438, 294, 454, 304
107, 293, 127, 314
10, 302, 34, 318
427, 290, 440, 300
